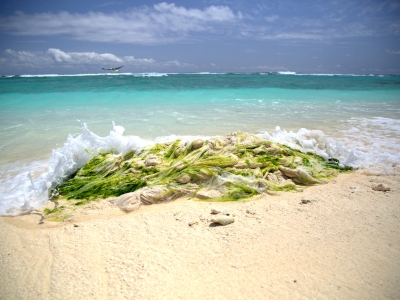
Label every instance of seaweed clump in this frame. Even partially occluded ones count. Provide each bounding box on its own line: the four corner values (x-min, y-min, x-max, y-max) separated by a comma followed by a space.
55, 131, 351, 212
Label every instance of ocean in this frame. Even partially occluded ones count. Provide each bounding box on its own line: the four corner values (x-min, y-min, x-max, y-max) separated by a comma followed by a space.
1, 72, 399, 215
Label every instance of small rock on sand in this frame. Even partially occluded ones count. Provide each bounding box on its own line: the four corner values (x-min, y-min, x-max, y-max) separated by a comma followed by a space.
211, 208, 222, 214
301, 198, 318, 204
210, 214, 235, 226
372, 183, 390, 192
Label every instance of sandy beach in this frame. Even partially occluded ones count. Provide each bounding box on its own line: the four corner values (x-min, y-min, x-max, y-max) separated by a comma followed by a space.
0, 172, 399, 300
1, 1, 400, 299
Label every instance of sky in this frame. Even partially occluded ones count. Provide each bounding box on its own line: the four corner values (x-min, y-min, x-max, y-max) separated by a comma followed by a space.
0, 0, 399, 75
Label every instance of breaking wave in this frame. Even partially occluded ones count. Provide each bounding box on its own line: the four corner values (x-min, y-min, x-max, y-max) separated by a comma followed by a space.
1, 72, 169, 78
0, 122, 398, 216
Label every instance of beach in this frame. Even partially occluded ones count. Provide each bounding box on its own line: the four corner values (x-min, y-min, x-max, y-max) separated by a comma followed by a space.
1, 172, 399, 299
0, 73, 399, 299
1, 0, 400, 297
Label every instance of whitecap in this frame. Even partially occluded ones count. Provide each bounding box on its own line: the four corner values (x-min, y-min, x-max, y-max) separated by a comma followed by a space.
0, 122, 152, 216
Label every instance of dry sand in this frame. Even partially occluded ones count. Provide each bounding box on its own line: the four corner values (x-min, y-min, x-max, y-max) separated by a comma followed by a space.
0, 173, 399, 300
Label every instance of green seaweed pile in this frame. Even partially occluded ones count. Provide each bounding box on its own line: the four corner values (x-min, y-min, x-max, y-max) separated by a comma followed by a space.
55, 131, 351, 206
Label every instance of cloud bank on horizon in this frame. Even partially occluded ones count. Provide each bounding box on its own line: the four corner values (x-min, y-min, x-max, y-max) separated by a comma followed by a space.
0, 0, 399, 75
1, 48, 188, 71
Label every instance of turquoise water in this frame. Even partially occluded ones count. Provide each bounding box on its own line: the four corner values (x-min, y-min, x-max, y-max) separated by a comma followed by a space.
1, 73, 399, 162
0, 72, 400, 215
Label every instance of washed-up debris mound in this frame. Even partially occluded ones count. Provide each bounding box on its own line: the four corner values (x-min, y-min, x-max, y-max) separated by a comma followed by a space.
55, 131, 351, 212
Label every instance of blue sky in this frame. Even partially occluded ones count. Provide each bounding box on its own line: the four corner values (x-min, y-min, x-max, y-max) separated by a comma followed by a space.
0, 0, 399, 75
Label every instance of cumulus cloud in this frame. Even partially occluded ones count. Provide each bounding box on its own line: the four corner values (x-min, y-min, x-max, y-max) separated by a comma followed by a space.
0, 48, 161, 71
2, 49, 54, 68
0, 3, 241, 44
47, 48, 123, 64
0, 1, 397, 46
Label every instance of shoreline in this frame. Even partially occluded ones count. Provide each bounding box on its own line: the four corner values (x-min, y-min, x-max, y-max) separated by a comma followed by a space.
1, 172, 399, 299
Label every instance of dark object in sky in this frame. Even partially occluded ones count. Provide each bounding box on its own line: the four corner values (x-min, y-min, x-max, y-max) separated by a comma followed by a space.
102, 66, 123, 71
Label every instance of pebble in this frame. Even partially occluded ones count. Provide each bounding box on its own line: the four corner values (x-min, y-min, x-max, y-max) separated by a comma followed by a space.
301, 198, 318, 204
372, 183, 390, 192
210, 214, 235, 226
211, 208, 222, 214
188, 221, 198, 227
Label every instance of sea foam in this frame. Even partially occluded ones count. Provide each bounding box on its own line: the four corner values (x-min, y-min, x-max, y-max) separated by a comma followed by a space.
0, 122, 151, 216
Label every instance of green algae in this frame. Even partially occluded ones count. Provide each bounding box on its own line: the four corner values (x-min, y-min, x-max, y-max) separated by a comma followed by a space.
213, 184, 258, 202
43, 205, 70, 222
59, 174, 144, 200
325, 158, 353, 171
44, 205, 65, 215
56, 131, 352, 207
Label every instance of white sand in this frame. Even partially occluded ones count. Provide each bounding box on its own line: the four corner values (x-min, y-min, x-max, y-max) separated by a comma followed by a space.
0, 173, 399, 299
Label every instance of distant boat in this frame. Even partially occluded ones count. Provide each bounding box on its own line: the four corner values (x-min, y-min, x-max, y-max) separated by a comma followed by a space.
102, 66, 123, 72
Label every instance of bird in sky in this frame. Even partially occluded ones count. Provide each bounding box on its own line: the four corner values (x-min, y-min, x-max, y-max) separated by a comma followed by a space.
102, 66, 124, 71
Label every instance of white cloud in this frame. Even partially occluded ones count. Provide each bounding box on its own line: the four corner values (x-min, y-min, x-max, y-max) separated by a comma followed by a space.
153, 2, 237, 22
259, 33, 324, 40
0, 1, 397, 46
0, 48, 160, 70
0, 48, 202, 75
124, 56, 155, 64
385, 49, 400, 54
0, 3, 241, 45
47, 48, 123, 64
2, 49, 54, 68
163, 60, 192, 67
